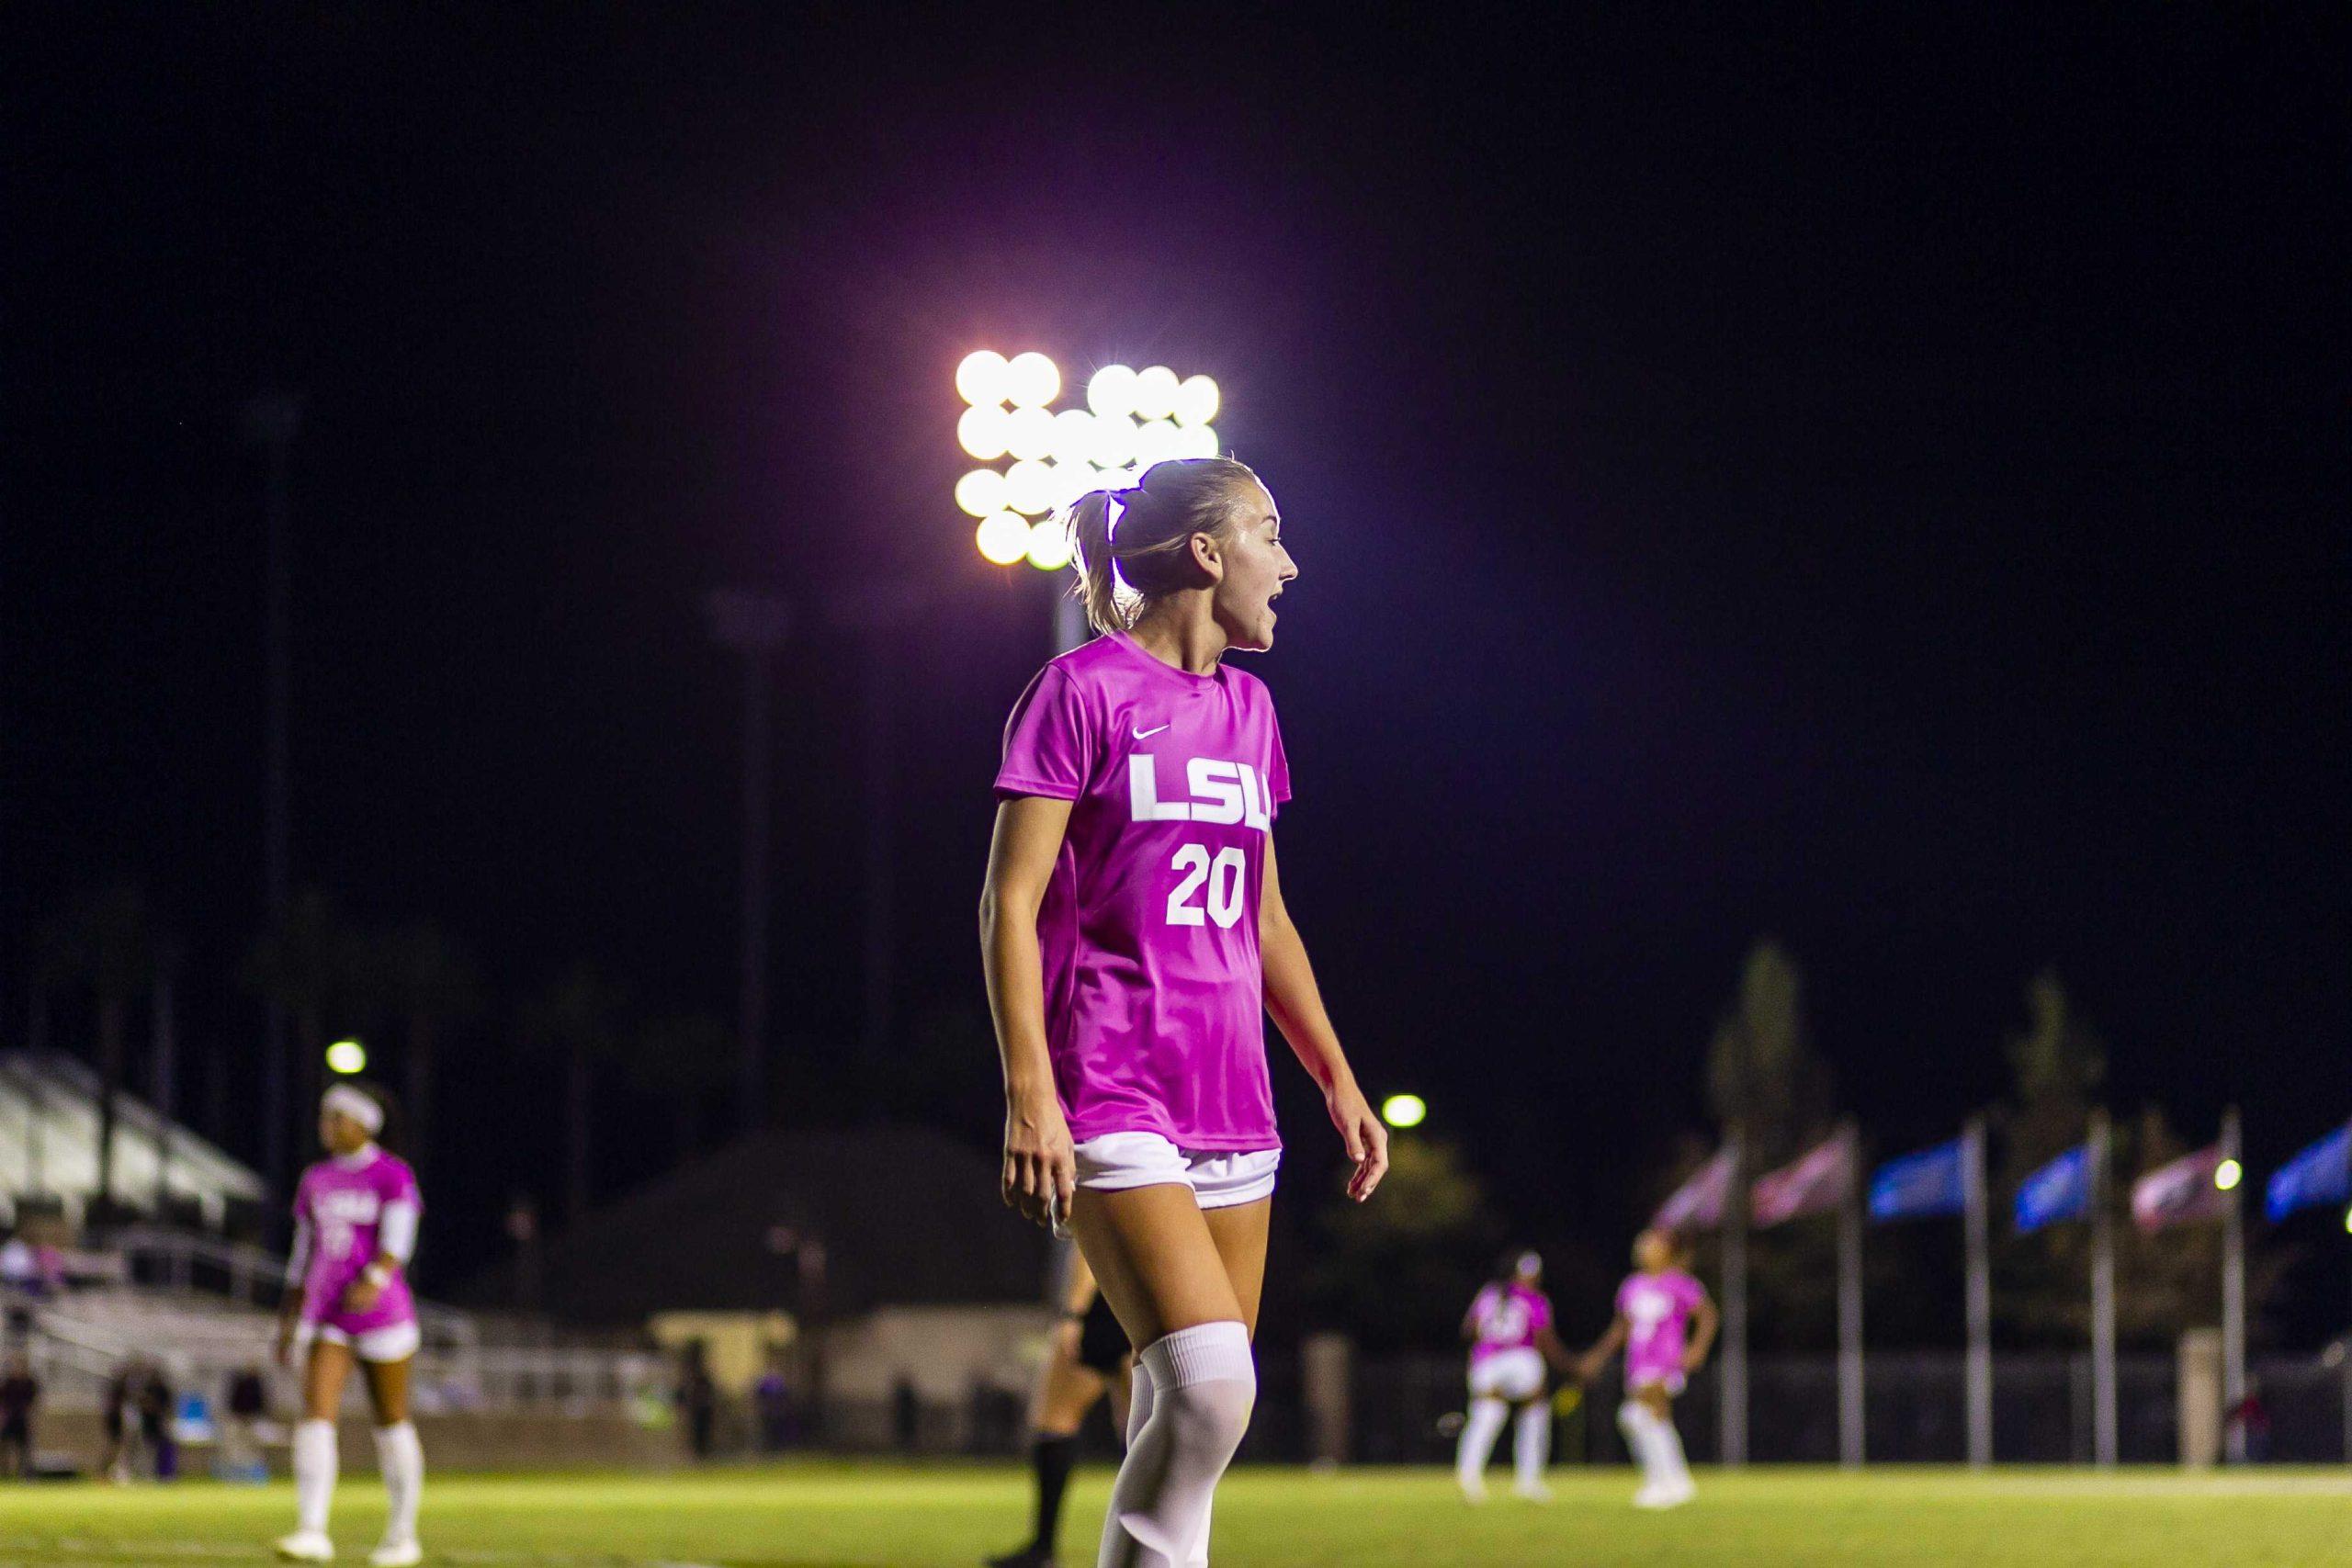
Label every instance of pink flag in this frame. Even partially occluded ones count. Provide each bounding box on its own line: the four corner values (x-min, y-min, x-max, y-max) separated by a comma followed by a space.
1752, 1134, 1853, 1227
1653, 1147, 1733, 1231
2132, 1145, 2228, 1234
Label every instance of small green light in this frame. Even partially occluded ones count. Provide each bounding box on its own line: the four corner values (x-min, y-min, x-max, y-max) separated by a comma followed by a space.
2213, 1158, 2242, 1193
325, 1040, 368, 1076
2342, 1204, 2351, 1236
1380, 1093, 1427, 1130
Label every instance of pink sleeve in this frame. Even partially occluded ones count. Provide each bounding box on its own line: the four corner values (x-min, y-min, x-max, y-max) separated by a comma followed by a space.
1531, 1292, 1554, 1334
1679, 1274, 1705, 1312
1266, 696, 1292, 804
995, 666, 1093, 801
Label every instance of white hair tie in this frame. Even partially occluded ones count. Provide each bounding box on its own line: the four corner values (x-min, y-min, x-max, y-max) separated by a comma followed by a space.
322, 1083, 384, 1135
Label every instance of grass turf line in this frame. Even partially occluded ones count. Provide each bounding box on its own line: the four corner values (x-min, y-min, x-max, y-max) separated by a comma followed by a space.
1, 1462, 2349, 1566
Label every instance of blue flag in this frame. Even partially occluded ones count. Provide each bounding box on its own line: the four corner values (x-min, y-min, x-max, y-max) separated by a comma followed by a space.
1870, 1137, 1968, 1222
2016, 1144, 2093, 1233
2265, 1122, 2351, 1224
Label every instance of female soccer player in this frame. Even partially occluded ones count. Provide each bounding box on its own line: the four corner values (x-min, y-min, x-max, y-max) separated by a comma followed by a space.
274, 1084, 426, 1567
1577, 1227, 1718, 1509
983, 456, 1388, 1568
988, 1247, 1136, 1568
1455, 1249, 1572, 1503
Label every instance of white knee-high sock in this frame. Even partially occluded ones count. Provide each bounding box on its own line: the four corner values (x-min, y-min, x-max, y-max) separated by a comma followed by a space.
1126, 1359, 1155, 1450
1617, 1403, 1661, 1486
1455, 1397, 1508, 1492
1097, 1322, 1255, 1568
1512, 1401, 1551, 1490
372, 1421, 424, 1543
293, 1419, 338, 1534
1650, 1405, 1690, 1486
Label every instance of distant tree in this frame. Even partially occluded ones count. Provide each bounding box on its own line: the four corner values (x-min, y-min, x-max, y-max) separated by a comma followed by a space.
521, 965, 629, 1224
356, 925, 479, 1168
631, 1011, 735, 1164
247, 890, 351, 1148
1305, 1136, 1500, 1353
53, 887, 153, 1216
1701, 939, 1845, 1347
1992, 972, 2107, 1342
1705, 939, 1838, 1169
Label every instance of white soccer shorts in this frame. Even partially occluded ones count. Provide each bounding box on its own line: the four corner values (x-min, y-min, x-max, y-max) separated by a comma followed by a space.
1073, 1132, 1281, 1210
298, 1318, 422, 1363
1467, 1347, 1546, 1402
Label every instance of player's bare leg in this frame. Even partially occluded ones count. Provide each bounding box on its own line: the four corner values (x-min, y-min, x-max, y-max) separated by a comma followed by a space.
1077, 1185, 1261, 1568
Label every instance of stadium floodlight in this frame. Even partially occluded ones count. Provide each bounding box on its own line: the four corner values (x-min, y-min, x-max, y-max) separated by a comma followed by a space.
957, 404, 1011, 460
976, 511, 1031, 565
1025, 521, 1075, 571
956, 349, 1011, 407
1173, 373, 1219, 428
1005, 352, 1061, 409
1381, 1093, 1428, 1129
2214, 1158, 2244, 1192
1005, 405, 1056, 462
958, 349, 1224, 573
1087, 363, 1139, 419
954, 468, 1007, 518
325, 1039, 368, 1076
1132, 365, 1180, 421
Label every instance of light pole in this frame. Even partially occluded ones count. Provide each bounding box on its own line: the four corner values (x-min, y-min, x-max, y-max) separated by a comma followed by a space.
954, 350, 1221, 654
824, 583, 930, 1100
243, 390, 301, 1202
704, 590, 792, 1131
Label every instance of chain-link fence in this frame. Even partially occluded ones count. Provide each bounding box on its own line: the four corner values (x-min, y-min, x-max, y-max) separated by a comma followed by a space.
1348, 1349, 2352, 1466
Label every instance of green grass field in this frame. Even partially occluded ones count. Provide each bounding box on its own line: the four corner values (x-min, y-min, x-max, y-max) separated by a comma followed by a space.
4, 1463, 2351, 1568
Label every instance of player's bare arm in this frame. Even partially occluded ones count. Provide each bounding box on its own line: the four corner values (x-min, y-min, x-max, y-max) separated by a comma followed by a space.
981, 794, 1078, 1230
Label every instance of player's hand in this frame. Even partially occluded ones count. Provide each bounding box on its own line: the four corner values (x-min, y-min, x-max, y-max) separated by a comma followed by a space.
1681, 1348, 1708, 1374
1002, 1091, 1076, 1232
1049, 1318, 1083, 1359
341, 1279, 382, 1314
273, 1329, 297, 1371
1327, 1079, 1388, 1201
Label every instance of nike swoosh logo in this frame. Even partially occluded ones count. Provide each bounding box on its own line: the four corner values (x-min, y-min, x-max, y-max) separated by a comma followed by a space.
1132, 723, 1170, 739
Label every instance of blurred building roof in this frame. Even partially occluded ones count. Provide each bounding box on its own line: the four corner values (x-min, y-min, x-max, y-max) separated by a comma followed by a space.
0, 1053, 266, 1228
458, 1125, 1050, 1326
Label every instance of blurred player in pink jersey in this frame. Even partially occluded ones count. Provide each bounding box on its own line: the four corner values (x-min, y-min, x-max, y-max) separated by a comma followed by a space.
1577, 1228, 1718, 1509
273, 1084, 425, 1566
1455, 1249, 1574, 1503
984, 457, 1388, 1568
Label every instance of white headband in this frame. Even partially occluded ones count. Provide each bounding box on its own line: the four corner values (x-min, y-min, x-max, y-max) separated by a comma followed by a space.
322, 1084, 383, 1134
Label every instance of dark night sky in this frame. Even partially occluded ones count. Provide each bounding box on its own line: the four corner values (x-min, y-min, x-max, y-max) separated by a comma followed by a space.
6, 9, 2346, 1335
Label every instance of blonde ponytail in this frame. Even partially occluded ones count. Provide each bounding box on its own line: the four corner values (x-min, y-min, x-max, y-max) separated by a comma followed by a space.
1063, 457, 1262, 639
1066, 489, 1126, 637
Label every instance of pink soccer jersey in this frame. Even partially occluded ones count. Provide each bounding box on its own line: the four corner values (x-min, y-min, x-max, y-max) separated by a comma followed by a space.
293, 1148, 422, 1335
1617, 1269, 1705, 1386
1467, 1282, 1553, 1364
995, 630, 1291, 1150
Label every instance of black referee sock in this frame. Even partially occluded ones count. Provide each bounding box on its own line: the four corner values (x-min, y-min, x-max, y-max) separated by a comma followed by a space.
1031, 1433, 1078, 1554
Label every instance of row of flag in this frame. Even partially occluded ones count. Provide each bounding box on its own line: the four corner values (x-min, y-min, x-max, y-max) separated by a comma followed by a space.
1654, 1116, 2352, 1234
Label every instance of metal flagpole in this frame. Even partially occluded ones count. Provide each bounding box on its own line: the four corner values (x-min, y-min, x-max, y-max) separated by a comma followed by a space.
1963, 1114, 1993, 1468
2090, 1109, 2117, 1468
1838, 1120, 1865, 1469
2222, 1106, 2245, 1462
1723, 1124, 1749, 1466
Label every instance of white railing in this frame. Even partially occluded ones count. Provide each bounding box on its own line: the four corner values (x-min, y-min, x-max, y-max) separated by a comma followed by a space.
111, 1224, 480, 1348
